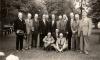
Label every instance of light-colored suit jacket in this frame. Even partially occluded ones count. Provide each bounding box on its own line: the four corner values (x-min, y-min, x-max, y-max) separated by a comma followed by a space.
25, 19, 33, 34
78, 17, 92, 36
56, 37, 68, 46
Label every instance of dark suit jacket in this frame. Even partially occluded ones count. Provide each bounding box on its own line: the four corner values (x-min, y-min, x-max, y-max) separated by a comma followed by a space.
66, 19, 72, 36
33, 20, 39, 32
46, 20, 51, 33
39, 20, 48, 35
14, 18, 26, 33
50, 21, 57, 33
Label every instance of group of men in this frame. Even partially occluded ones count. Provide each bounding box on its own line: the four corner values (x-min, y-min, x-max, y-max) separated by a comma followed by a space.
14, 11, 92, 54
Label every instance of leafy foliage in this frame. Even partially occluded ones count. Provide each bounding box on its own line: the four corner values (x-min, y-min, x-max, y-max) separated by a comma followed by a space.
44, 0, 74, 16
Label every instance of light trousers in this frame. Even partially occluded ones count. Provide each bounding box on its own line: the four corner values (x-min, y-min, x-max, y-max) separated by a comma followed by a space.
26, 33, 32, 48
80, 32, 89, 51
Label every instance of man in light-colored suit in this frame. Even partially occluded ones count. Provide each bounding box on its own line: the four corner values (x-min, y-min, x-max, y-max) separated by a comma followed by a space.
52, 33, 68, 52
78, 11, 92, 54
25, 13, 33, 49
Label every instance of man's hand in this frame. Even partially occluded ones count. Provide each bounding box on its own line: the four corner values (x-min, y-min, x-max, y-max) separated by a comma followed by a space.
32, 27, 34, 31
66, 32, 68, 34
16, 30, 20, 33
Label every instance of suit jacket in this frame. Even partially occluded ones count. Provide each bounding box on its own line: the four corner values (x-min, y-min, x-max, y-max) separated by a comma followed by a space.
66, 19, 72, 35
57, 21, 60, 30
50, 21, 57, 33
46, 20, 51, 32
33, 20, 39, 32
25, 19, 33, 34
14, 18, 26, 33
78, 17, 92, 36
39, 20, 48, 34
56, 37, 67, 46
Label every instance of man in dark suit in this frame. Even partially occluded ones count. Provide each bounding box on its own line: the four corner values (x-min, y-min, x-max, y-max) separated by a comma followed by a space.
32, 14, 39, 48
45, 14, 51, 33
39, 14, 48, 47
50, 14, 57, 33
14, 12, 26, 51
66, 12, 74, 50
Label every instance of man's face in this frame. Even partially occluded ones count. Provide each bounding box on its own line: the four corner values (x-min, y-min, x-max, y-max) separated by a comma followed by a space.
82, 11, 87, 18
70, 13, 74, 19
43, 14, 45, 20
75, 14, 79, 20
28, 13, 32, 19
52, 14, 55, 20
35, 14, 38, 19
18, 12, 23, 19
47, 32, 51, 37
56, 29, 59, 33
59, 16, 62, 20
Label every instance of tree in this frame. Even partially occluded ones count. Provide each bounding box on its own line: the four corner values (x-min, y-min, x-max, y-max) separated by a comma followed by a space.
89, 0, 100, 28
44, 0, 74, 16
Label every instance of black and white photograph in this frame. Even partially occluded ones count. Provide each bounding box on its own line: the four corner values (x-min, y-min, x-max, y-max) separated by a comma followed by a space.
0, 0, 100, 60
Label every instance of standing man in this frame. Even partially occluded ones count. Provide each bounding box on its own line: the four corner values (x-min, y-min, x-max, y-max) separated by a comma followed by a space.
39, 14, 48, 47
25, 13, 33, 49
79, 11, 92, 54
51, 14, 57, 34
66, 12, 74, 50
32, 14, 39, 48
71, 14, 79, 50
45, 14, 51, 33
14, 12, 26, 51
75, 14, 80, 50
63, 14, 68, 39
